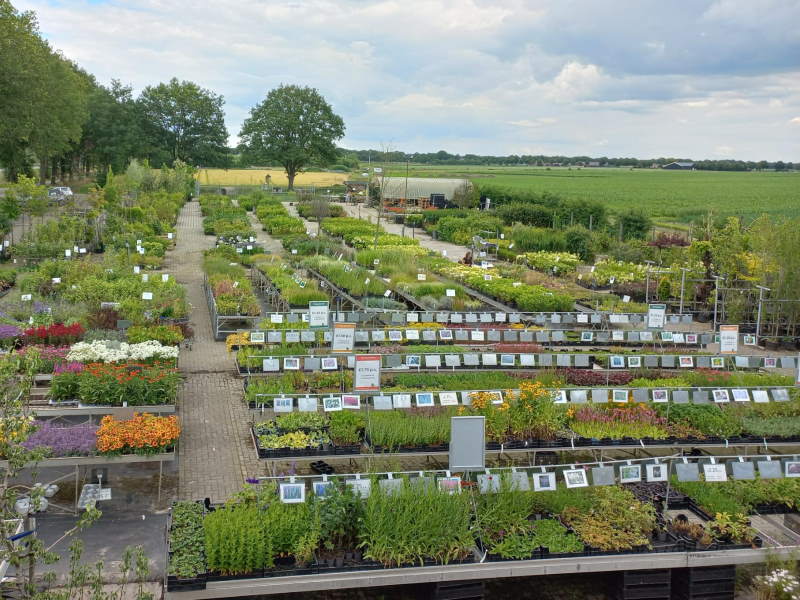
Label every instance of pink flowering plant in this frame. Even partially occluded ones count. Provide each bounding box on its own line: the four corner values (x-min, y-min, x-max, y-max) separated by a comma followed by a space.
568, 404, 671, 440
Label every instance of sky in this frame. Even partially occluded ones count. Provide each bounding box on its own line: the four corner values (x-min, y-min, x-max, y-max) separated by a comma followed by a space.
18, 0, 800, 161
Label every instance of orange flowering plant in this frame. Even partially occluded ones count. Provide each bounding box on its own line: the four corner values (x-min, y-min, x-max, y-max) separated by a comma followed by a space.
76, 362, 180, 406
96, 413, 180, 455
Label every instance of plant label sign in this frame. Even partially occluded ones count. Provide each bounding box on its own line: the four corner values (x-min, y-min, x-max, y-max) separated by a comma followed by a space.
133, 266, 140, 274
162, 274, 169, 282
332, 322, 356, 353
142, 292, 153, 300
354, 355, 381, 391
647, 303, 666, 329
270, 313, 284, 324
308, 301, 329, 328
167, 232, 173, 240
446, 289, 456, 297
417, 273, 426, 281
449, 416, 485, 471
64, 249, 71, 257
719, 324, 739, 354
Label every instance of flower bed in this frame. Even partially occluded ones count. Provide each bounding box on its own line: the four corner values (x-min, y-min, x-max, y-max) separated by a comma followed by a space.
302, 256, 387, 297
67, 340, 179, 363
22, 323, 84, 346
11, 413, 180, 458
428, 259, 573, 312
203, 247, 261, 316
252, 412, 364, 458
254, 261, 328, 306
96, 413, 180, 455
20, 421, 98, 457
51, 362, 179, 406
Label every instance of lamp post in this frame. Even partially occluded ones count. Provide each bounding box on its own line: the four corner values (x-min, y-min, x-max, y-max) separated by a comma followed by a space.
679, 267, 690, 314
402, 156, 409, 238
755, 285, 770, 342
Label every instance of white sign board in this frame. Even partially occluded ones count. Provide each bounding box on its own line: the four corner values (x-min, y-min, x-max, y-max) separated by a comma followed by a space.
332, 323, 356, 353
647, 303, 666, 329
719, 325, 739, 354
308, 301, 329, 329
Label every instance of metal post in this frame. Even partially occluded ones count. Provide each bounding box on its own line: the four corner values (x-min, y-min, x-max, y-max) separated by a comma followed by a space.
679, 267, 689, 314
712, 275, 724, 331
158, 459, 163, 504
644, 260, 654, 304
755, 285, 770, 342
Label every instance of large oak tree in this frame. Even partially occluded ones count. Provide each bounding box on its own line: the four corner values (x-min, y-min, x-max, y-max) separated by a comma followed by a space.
239, 85, 345, 189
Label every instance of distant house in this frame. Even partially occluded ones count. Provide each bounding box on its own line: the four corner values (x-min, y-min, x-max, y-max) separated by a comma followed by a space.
376, 177, 471, 209
587, 161, 600, 167
662, 161, 694, 170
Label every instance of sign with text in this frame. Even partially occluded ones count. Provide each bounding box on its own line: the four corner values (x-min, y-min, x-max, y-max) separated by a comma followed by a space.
354, 355, 381, 391
647, 303, 667, 329
332, 322, 356, 353
308, 301, 329, 329
719, 325, 739, 354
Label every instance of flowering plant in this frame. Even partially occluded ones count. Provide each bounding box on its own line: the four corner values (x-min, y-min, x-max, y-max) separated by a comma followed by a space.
14, 345, 70, 373
67, 340, 179, 363
569, 404, 670, 440
22, 322, 84, 346
96, 413, 180, 455
753, 569, 800, 600
21, 421, 98, 457
0, 323, 22, 348
76, 362, 180, 406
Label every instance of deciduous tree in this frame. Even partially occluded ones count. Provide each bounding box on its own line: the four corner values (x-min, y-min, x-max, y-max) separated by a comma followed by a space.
239, 85, 345, 190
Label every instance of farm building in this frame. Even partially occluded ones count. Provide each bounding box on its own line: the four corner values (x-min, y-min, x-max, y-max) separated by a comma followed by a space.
662, 161, 695, 170
374, 177, 472, 209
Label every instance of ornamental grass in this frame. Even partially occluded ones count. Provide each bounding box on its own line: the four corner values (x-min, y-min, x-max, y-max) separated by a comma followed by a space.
96, 413, 180, 455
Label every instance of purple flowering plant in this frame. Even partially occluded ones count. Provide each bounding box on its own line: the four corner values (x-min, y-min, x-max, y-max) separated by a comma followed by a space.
21, 421, 98, 457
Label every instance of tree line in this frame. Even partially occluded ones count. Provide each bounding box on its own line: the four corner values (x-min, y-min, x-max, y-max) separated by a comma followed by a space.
341, 149, 795, 172
0, 1, 231, 185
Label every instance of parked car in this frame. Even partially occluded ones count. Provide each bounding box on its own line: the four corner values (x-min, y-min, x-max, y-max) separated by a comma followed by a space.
48, 186, 73, 204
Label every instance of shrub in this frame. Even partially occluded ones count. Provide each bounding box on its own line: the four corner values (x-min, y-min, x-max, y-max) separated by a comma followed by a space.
497, 203, 554, 227
127, 324, 184, 345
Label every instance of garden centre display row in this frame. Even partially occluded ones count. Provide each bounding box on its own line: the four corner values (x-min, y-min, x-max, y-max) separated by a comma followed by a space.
261, 454, 800, 495
253, 309, 694, 326
247, 386, 794, 410
238, 351, 794, 374
250, 389, 800, 458
241, 327, 712, 346
167, 458, 795, 591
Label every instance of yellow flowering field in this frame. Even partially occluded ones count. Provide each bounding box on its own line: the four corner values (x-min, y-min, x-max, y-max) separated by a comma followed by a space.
196, 169, 348, 187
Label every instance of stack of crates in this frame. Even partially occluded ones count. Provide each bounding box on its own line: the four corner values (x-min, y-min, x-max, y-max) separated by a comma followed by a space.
615, 569, 672, 600
672, 566, 736, 600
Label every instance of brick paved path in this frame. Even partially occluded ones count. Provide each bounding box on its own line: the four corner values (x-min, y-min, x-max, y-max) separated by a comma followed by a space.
164, 200, 261, 503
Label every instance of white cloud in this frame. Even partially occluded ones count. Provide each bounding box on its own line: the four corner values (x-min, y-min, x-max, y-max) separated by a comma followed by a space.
15, 0, 800, 160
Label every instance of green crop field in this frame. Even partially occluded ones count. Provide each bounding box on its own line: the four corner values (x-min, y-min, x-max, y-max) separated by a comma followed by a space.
380, 164, 799, 224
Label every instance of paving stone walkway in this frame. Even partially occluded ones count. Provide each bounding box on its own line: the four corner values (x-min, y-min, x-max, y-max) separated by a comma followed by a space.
164, 199, 262, 503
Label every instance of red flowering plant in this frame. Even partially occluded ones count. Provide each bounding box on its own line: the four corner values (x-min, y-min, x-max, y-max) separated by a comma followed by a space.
22, 323, 84, 346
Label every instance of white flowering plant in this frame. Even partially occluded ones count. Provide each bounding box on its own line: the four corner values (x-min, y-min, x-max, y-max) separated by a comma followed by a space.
754, 569, 800, 600
66, 340, 179, 364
